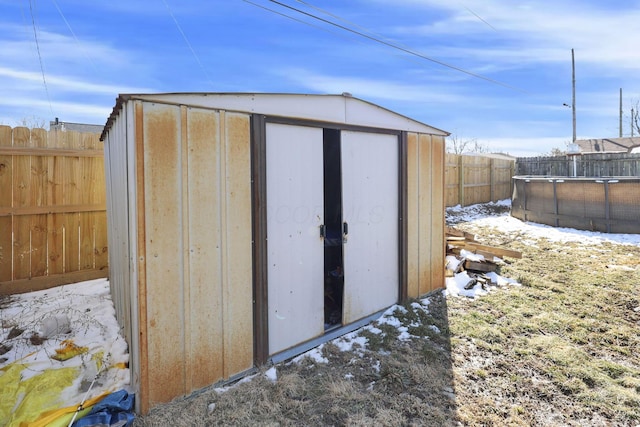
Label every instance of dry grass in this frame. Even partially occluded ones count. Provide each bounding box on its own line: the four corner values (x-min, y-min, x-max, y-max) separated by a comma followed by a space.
450, 222, 640, 426
134, 215, 640, 426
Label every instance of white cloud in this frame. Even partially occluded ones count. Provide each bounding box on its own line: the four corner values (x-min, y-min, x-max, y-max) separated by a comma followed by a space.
273, 67, 470, 104
0, 97, 110, 124
384, 1, 640, 69
475, 136, 570, 157
0, 67, 151, 95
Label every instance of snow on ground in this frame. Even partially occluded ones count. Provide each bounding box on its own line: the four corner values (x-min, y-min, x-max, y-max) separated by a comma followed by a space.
0, 278, 129, 425
447, 199, 640, 247
445, 199, 640, 298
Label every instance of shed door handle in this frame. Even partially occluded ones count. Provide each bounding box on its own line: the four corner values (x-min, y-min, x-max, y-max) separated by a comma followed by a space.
319, 224, 326, 239
343, 222, 348, 235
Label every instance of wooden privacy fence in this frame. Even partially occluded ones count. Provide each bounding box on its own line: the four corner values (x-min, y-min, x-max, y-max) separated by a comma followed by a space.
516, 153, 640, 177
0, 125, 107, 295
445, 154, 515, 207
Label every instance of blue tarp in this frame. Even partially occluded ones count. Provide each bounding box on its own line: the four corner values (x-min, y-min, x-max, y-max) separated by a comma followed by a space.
72, 390, 135, 427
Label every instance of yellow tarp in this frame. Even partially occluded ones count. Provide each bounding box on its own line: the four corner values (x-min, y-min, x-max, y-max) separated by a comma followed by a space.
22, 393, 108, 427
0, 361, 94, 427
0, 353, 125, 427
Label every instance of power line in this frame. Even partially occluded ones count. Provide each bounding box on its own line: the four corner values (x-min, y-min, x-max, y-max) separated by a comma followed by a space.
51, 0, 99, 71
290, 0, 463, 71
28, 0, 54, 116
161, 0, 215, 88
242, 0, 361, 44
293, 0, 378, 38
263, 0, 524, 92
461, 4, 498, 32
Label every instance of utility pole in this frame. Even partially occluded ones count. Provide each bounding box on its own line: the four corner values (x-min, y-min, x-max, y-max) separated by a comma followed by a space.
633, 108, 635, 137
571, 48, 576, 143
619, 88, 623, 138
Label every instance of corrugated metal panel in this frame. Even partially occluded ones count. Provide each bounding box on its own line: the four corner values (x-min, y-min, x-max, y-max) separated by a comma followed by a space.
134, 104, 255, 409
430, 136, 445, 291
406, 132, 420, 298
405, 132, 445, 298
104, 104, 130, 340
141, 103, 185, 405
342, 131, 399, 324
184, 107, 224, 388
418, 134, 434, 294
266, 123, 325, 355
124, 101, 141, 406
104, 100, 143, 410
220, 112, 253, 376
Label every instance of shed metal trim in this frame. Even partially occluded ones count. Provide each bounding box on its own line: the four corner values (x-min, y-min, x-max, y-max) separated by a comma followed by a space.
101, 93, 449, 141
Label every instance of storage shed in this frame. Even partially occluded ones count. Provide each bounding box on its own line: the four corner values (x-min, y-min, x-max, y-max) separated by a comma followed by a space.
101, 93, 448, 413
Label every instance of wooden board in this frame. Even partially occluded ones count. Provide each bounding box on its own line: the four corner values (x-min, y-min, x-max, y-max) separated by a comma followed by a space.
30, 129, 48, 277
464, 259, 497, 273
448, 241, 522, 259
0, 126, 13, 282
48, 155, 65, 276
12, 127, 31, 279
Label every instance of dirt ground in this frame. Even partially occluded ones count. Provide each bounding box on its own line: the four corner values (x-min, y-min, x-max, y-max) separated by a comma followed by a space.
134, 206, 640, 426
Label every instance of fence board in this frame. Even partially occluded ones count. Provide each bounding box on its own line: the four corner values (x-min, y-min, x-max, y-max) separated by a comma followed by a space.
94, 211, 108, 270
0, 126, 12, 281
516, 153, 640, 177
13, 128, 31, 279
0, 126, 108, 293
31, 129, 48, 277
445, 153, 515, 206
80, 212, 94, 270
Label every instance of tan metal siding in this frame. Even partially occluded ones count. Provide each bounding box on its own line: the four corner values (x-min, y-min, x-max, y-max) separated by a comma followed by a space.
430, 136, 445, 291
406, 132, 445, 298
134, 101, 149, 413
221, 112, 253, 377
141, 103, 185, 406
104, 105, 130, 341
184, 107, 224, 389
406, 133, 420, 298
131, 104, 254, 411
418, 134, 434, 294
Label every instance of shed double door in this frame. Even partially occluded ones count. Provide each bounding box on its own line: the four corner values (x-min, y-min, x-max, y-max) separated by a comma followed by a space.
266, 123, 399, 355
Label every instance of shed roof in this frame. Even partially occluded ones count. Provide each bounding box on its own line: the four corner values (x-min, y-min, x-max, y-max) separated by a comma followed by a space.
101, 92, 448, 141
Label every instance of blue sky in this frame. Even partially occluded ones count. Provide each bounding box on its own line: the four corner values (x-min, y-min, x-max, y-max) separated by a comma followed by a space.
1, 0, 639, 156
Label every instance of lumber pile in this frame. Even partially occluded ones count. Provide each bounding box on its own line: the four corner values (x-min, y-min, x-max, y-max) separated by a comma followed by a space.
446, 226, 522, 289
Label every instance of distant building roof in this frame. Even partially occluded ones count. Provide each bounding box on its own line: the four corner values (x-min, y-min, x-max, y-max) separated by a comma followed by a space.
50, 119, 103, 134
575, 137, 640, 153
484, 153, 517, 161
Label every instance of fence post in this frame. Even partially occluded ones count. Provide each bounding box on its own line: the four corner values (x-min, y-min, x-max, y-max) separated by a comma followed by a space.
604, 180, 611, 233
510, 161, 515, 198
489, 158, 495, 202
458, 155, 465, 206
552, 179, 559, 227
